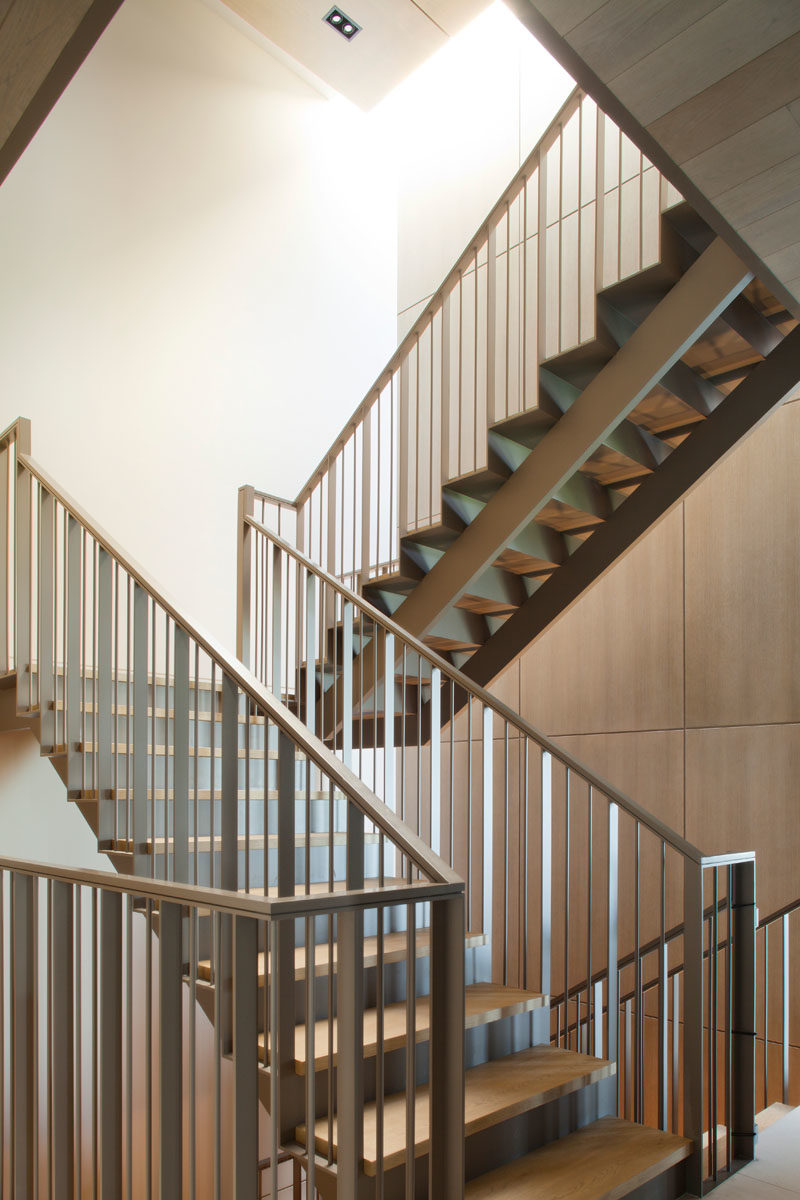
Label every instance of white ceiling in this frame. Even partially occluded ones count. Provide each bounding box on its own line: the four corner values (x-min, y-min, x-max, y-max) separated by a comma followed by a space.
221, 0, 491, 108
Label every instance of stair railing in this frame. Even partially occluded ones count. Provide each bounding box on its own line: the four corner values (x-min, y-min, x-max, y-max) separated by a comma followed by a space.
0, 417, 451, 894
0, 853, 463, 1198
238, 509, 757, 1193
248, 85, 684, 593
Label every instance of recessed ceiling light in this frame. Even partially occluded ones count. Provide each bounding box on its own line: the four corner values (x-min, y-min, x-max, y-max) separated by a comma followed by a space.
324, 6, 361, 40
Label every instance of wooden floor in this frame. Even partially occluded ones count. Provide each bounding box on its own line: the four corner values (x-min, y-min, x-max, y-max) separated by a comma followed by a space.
464, 1116, 691, 1200
299, 1044, 614, 1174
259, 981, 546, 1073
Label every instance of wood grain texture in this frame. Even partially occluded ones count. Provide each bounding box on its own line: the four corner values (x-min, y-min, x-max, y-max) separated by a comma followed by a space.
684, 401, 800, 729
685, 724, 800, 920
199, 927, 488, 983
0, 0, 123, 184
260, 982, 545, 1073
568, 0, 725, 86
682, 108, 800, 204
464, 1116, 691, 1200
299, 1044, 615, 1172
610, 0, 800, 128
519, 506, 683, 736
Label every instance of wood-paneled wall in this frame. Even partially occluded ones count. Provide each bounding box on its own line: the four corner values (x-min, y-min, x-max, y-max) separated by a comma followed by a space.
496, 394, 800, 1046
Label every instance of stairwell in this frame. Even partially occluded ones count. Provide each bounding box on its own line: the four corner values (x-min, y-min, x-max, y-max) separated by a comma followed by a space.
0, 83, 795, 1200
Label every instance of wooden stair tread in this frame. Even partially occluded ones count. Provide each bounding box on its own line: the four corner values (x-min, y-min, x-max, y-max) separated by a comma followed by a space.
198, 927, 487, 983
299, 1045, 614, 1174
464, 1117, 692, 1200
74, 788, 343, 803
107, 830, 382, 857
259, 982, 546, 1073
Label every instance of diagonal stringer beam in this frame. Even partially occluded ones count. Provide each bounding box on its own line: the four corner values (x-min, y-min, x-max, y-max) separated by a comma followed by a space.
391, 238, 753, 644
462, 322, 800, 689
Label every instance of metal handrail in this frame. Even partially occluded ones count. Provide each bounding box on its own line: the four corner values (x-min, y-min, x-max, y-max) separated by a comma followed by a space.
245, 511, 706, 864
17, 445, 459, 888
0, 853, 461, 918
290, 85, 585, 510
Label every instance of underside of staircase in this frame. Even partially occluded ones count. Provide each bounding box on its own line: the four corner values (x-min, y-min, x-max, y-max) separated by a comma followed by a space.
367, 204, 799, 688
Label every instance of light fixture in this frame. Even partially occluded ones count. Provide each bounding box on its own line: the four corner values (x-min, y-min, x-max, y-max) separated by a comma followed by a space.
324, 6, 361, 40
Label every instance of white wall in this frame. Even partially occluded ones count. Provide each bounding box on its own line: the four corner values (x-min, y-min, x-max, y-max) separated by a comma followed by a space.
375, 1, 573, 337
0, 0, 397, 651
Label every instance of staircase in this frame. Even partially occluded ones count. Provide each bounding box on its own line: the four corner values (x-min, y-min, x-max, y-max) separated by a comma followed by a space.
0, 417, 751, 1199
260, 89, 799, 690
0, 83, 787, 1200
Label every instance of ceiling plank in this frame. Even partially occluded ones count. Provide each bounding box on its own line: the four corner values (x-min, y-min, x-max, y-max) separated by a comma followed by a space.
0, 0, 124, 187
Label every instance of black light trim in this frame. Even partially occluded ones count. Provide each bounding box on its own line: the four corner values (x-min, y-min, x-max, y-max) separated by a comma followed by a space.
324, 6, 361, 40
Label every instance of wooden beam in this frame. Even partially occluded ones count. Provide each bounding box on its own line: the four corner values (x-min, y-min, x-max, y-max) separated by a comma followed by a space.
392, 238, 752, 642
462, 322, 800, 688
0, 0, 125, 187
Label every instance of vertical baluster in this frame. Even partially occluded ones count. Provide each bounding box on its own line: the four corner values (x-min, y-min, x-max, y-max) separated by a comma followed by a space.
711, 872, 719, 1179
51, 880, 74, 1194
441, 292, 451, 489
233, 914, 258, 1199
97, 548, 112, 849
0, 441, 8, 675
305, 914, 316, 1199
587, 787, 593, 1055
625, 999, 633, 1118
361, 412, 372, 584
15, 464, 31, 712
429, 893, 465, 1196
173, 627, 189, 883
221, 673, 238, 894
236, 485, 255, 666
659, 841, 668, 1130
430, 667, 441, 857
731, 859, 756, 1162
271, 543, 282, 700
384, 632, 395, 817
326, 457, 338, 581
159, 900, 182, 1198
541, 752, 552, 1002
564, 771, 571, 1048
783, 912, 790, 1105
126, 895, 133, 1200
634, 822, 641, 1120
482, 706, 493, 944
672, 972, 680, 1133
99, 889, 122, 1197
683, 857, 704, 1195
11, 872, 34, 1198
38, 487, 55, 753
607, 804, 619, 1106
337, 904, 365, 1199
404, 904, 416, 1200
132, 584, 148, 875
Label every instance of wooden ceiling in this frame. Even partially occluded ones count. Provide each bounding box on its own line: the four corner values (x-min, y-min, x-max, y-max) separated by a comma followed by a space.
0, 0, 124, 187
220, 0, 490, 109
508, 0, 800, 314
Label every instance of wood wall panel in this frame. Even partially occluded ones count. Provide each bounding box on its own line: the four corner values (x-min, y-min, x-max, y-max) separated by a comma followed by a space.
684, 401, 800, 729
685, 725, 800, 919
518, 506, 684, 736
